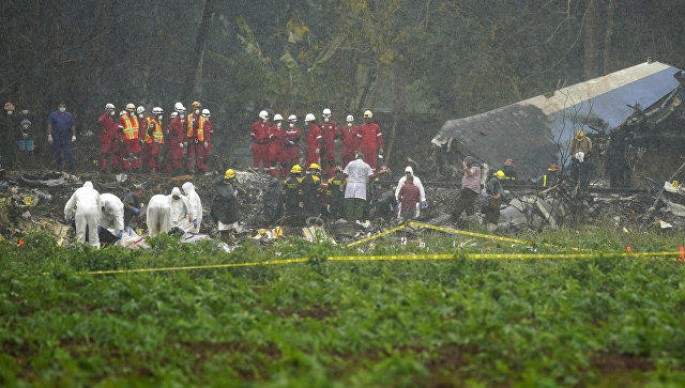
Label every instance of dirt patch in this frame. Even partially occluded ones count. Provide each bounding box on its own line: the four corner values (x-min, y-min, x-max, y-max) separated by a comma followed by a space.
591, 352, 654, 373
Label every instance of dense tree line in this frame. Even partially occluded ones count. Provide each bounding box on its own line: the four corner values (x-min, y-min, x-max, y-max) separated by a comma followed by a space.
1, 0, 684, 167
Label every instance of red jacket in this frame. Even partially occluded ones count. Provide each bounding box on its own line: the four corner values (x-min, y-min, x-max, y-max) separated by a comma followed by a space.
251, 120, 271, 144
203, 119, 212, 142
269, 123, 284, 144
306, 124, 322, 149
319, 120, 337, 146
360, 121, 383, 148
98, 112, 119, 142
341, 123, 361, 148
168, 117, 186, 144
283, 126, 301, 146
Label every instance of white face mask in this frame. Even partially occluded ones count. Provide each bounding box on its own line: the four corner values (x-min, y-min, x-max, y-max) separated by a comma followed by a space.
158, 115, 164, 121
276, 122, 282, 128
195, 110, 200, 115
21, 110, 28, 115
324, 117, 329, 122
7, 111, 13, 115
138, 114, 144, 119
180, 113, 186, 118
59, 107, 66, 113
109, 110, 116, 116
289, 123, 294, 128
347, 122, 352, 127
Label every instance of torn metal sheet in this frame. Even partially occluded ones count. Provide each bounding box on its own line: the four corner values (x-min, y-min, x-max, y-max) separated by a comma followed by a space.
433, 61, 682, 175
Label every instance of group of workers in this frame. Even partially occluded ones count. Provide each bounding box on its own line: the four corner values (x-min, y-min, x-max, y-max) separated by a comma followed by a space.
251, 108, 384, 178
97, 101, 213, 174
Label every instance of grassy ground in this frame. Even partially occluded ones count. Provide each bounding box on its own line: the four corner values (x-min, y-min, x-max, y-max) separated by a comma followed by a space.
2, 225, 685, 386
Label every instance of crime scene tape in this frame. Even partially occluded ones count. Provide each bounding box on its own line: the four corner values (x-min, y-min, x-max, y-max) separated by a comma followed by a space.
345, 224, 407, 248
82, 250, 682, 276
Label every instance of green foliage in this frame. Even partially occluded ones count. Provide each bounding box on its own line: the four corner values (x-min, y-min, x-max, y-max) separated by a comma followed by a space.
2, 228, 685, 385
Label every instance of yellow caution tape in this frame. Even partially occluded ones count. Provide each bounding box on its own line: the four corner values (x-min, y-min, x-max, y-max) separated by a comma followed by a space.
81, 251, 683, 276
345, 224, 407, 248
84, 257, 309, 276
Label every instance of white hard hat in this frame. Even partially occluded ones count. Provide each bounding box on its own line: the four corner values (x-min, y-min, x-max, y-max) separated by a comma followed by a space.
105, 103, 115, 110
322, 108, 331, 116
346, 114, 354, 122
288, 114, 297, 122
363, 110, 373, 119
120, 110, 127, 116
152, 107, 164, 115
125, 103, 135, 111
136, 106, 146, 115
174, 102, 185, 112
259, 110, 269, 120
274, 113, 284, 121
170, 111, 178, 119
305, 113, 316, 123
201, 108, 210, 117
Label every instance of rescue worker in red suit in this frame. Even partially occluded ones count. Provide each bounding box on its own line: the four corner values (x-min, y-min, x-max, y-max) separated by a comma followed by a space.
304, 113, 322, 168
281, 114, 302, 176
341, 114, 361, 167
319, 108, 338, 174
251, 110, 271, 172
136, 106, 150, 171
143, 107, 165, 173
186, 101, 209, 173
359, 110, 384, 171
165, 102, 187, 174
199, 109, 213, 173
268, 113, 285, 177
97, 103, 119, 172
118, 103, 141, 171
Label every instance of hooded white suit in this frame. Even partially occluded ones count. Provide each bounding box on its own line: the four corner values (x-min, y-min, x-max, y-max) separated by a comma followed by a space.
394, 166, 426, 218
181, 182, 202, 233
64, 181, 101, 248
147, 194, 171, 236
99, 193, 125, 234
168, 187, 195, 232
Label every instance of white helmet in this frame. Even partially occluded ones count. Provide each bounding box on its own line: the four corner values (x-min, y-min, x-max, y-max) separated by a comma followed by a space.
346, 114, 354, 122
174, 102, 185, 112
288, 114, 297, 123
259, 110, 269, 120
136, 106, 146, 115
152, 107, 164, 115
170, 112, 178, 119
119, 110, 127, 116
105, 103, 115, 110
274, 113, 284, 121
201, 108, 210, 117
305, 113, 316, 123
322, 108, 331, 117
363, 110, 373, 119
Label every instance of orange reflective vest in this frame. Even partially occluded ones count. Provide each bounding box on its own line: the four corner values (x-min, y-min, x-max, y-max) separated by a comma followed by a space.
145, 117, 165, 144
186, 114, 206, 141
122, 114, 139, 140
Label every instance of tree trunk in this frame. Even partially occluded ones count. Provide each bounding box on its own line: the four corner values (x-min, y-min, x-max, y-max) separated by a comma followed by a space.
603, 0, 615, 75
583, 0, 599, 79
184, 0, 214, 101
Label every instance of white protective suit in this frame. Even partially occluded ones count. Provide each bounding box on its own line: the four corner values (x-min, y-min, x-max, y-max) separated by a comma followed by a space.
168, 187, 195, 232
99, 193, 125, 234
394, 166, 426, 217
64, 181, 101, 248
181, 182, 202, 233
146, 194, 171, 236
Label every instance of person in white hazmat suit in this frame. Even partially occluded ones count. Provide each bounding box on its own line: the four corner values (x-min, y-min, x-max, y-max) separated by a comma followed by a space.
64, 181, 101, 248
181, 182, 202, 233
394, 166, 427, 218
146, 194, 171, 236
99, 193, 125, 239
169, 187, 196, 232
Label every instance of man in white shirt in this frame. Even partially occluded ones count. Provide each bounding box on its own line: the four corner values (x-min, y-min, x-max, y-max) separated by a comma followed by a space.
343, 152, 374, 221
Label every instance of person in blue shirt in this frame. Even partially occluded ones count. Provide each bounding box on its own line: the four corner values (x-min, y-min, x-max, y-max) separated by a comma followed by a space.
47, 102, 76, 170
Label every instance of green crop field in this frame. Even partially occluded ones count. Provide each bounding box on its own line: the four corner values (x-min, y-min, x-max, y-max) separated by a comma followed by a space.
3, 227, 685, 386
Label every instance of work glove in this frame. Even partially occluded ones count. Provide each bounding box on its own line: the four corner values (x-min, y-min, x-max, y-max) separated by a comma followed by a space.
483, 193, 490, 198
71, 135, 76, 142
192, 219, 198, 229
132, 207, 140, 214
183, 141, 188, 148
420, 201, 428, 209
179, 143, 184, 149
288, 141, 294, 146
203, 141, 208, 149
117, 231, 123, 239
48, 134, 53, 144
315, 148, 320, 155
269, 135, 276, 140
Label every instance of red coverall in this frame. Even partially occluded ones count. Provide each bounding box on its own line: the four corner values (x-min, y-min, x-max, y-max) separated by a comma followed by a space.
251, 120, 271, 171
319, 120, 338, 170
340, 123, 361, 167
281, 125, 301, 176
268, 123, 285, 177
165, 117, 186, 173
305, 123, 322, 168
118, 113, 141, 170
139, 116, 151, 171
185, 113, 209, 173
201, 118, 212, 173
97, 112, 119, 172
143, 117, 164, 173
359, 121, 384, 170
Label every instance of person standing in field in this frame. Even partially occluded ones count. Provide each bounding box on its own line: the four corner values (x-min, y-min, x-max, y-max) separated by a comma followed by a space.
343, 152, 374, 221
